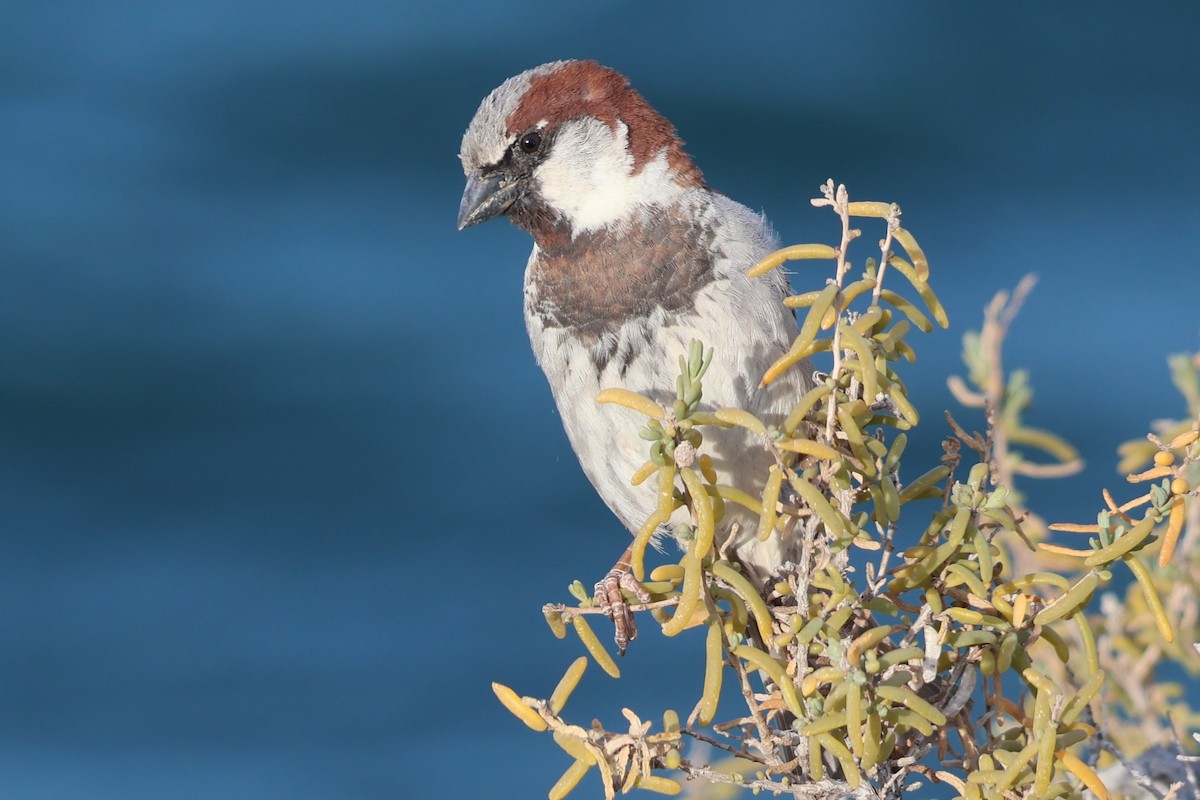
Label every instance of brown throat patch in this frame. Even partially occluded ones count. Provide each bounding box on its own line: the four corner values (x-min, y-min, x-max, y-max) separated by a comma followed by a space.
530, 202, 719, 372
507, 61, 704, 188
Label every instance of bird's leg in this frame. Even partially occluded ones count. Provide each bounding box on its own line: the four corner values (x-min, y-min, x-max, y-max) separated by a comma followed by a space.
593, 545, 652, 656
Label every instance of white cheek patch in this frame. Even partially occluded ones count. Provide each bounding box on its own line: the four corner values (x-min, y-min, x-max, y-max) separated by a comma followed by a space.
534, 117, 685, 234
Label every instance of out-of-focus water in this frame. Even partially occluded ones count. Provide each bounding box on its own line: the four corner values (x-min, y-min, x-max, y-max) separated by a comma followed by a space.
1, 2, 1198, 797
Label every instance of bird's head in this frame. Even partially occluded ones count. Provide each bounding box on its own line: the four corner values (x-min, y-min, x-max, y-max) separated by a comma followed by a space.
457, 60, 704, 242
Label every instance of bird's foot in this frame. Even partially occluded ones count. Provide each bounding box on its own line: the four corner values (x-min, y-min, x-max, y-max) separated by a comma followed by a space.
593, 547, 651, 656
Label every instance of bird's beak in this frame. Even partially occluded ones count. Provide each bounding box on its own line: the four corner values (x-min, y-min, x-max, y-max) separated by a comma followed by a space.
457, 170, 523, 230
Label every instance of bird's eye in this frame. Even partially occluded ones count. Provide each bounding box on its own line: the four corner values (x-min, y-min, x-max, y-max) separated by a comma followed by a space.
518, 132, 542, 154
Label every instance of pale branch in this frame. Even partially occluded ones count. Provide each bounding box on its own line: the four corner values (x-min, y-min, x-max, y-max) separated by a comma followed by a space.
543, 597, 679, 617
679, 760, 869, 800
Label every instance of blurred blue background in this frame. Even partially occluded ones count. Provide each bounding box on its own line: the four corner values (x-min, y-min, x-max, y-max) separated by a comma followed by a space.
2, 2, 1198, 798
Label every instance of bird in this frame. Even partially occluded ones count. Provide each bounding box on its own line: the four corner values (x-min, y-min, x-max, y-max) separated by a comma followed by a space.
457, 60, 812, 652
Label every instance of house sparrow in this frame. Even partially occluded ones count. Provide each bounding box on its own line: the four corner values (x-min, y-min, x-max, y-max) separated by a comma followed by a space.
458, 60, 812, 651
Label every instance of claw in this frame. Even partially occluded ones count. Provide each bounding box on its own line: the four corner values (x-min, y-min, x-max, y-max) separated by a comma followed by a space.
593, 546, 652, 655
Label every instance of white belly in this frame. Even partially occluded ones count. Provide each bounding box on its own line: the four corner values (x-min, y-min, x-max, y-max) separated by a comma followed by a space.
526, 276, 810, 578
